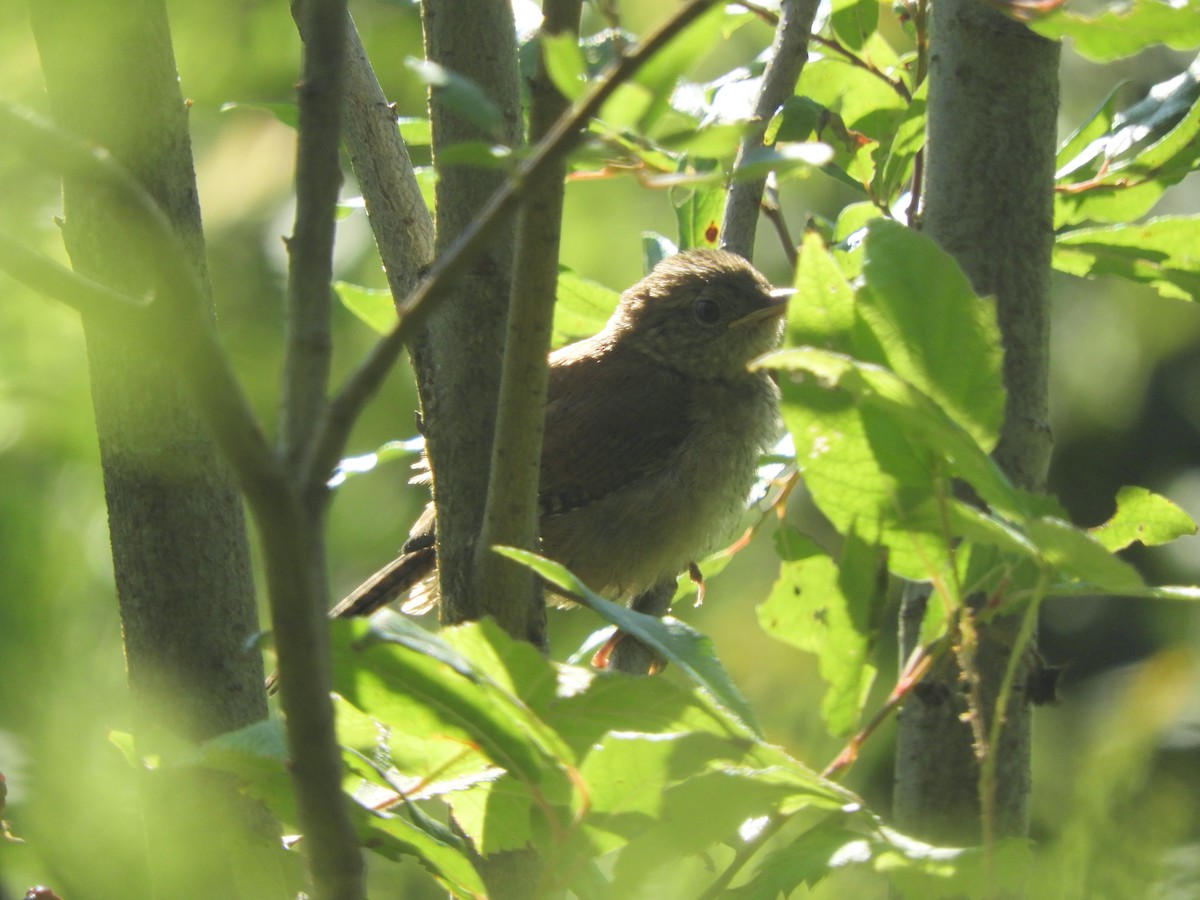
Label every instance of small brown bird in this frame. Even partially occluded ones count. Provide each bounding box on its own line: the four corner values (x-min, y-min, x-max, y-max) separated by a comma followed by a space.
331, 249, 789, 664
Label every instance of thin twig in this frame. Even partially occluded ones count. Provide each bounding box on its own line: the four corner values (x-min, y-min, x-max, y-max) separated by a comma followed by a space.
305, 0, 727, 492
280, 0, 347, 475
721, 0, 820, 258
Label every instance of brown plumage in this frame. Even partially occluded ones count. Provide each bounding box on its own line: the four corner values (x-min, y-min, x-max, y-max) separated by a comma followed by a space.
330, 249, 787, 624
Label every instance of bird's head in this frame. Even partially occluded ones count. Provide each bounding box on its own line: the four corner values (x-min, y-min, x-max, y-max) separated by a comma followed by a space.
609, 249, 790, 380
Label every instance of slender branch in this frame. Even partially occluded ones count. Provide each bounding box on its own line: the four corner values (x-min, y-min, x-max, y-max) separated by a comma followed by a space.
291, 10, 435, 302
721, 0, 820, 258
305, 0, 726, 491
280, 0, 347, 475
473, 0, 584, 644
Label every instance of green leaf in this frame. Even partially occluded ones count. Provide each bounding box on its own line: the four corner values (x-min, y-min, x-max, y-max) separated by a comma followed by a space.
831, 0, 880, 51
859, 219, 1005, 452
1027, 517, 1144, 591
329, 618, 562, 787
334, 281, 395, 335
641, 232, 678, 273
494, 547, 761, 735
671, 180, 726, 250
732, 142, 835, 182
1054, 216, 1200, 302
553, 266, 620, 344
219, 101, 298, 129
397, 116, 433, 146
405, 57, 504, 138
758, 527, 881, 736
1055, 66, 1200, 227
436, 141, 515, 169
875, 80, 927, 202
1090, 485, 1197, 552
789, 229, 857, 354
1055, 83, 1125, 180
761, 347, 1027, 532
351, 801, 487, 899
540, 31, 588, 101
1029, 1, 1200, 62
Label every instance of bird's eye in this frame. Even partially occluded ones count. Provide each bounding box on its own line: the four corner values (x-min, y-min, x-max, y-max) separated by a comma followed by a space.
692, 298, 722, 324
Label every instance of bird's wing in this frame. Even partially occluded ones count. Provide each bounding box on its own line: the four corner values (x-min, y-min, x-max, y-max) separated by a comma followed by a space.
538, 345, 692, 516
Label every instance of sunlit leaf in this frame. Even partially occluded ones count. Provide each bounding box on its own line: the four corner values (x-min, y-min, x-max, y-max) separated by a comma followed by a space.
1089, 485, 1198, 552
334, 281, 395, 335
1029, 0, 1200, 62
1054, 216, 1200, 302
859, 219, 1005, 452
672, 179, 726, 249
1028, 517, 1144, 591
758, 526, 881, 736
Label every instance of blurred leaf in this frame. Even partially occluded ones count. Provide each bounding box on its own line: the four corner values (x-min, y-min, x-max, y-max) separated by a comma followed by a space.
328, 437, 425, 488
541, 31, 588, 102
733, 142, 835, 182
859, 219, 1005, 452
758, 526, 881, 735
436, 141, 515, 169
1029, 1, 1200, 61
1054, 216, 1200, 302
219, 101, 298, 129
655, 121, 751, 158
1028, 517, 1144, 592
334, 281, 395, 335
831, 0, 880, 51
494, 547, 761, 735
797, 56, 907, 142
671, 179, 725, 249
725, 818, 867, 897
629, 5, 734, 132
789, 230, 856, 352
1090, 485, 1198, 552
553, 266, 620, 344
641, 231, 679, 272
405, 57, 504, 138
397, 116, 433, 146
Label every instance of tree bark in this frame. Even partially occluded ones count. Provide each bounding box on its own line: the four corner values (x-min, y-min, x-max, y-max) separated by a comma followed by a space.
31, 0, 273, 892
31, 0, 264, 758
416, 0, 524, 625
894, 0, 1059, 844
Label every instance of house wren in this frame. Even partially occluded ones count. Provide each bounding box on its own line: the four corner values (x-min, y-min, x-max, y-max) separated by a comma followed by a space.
331, 249, 788, 667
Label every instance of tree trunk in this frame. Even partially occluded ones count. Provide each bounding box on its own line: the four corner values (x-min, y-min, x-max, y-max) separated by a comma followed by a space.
414, 0, 524, 626
32, 0, 272, 891
894, 0, 1059, 844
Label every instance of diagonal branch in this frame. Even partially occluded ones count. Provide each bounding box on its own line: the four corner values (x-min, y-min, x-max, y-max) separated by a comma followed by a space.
305, 0, 726, 492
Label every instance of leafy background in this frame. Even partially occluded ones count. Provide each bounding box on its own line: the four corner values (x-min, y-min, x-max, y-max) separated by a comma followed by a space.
1, 0, 1199, 896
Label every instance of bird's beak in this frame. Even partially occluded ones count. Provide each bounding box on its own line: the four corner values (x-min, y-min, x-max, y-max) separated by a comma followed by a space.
731, 287, 794, 327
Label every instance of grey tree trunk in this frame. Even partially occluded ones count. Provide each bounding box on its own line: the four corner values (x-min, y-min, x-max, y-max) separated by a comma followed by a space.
415, 0, 524, 625
31, 0, 272, 892
894, 0, 1059, 844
